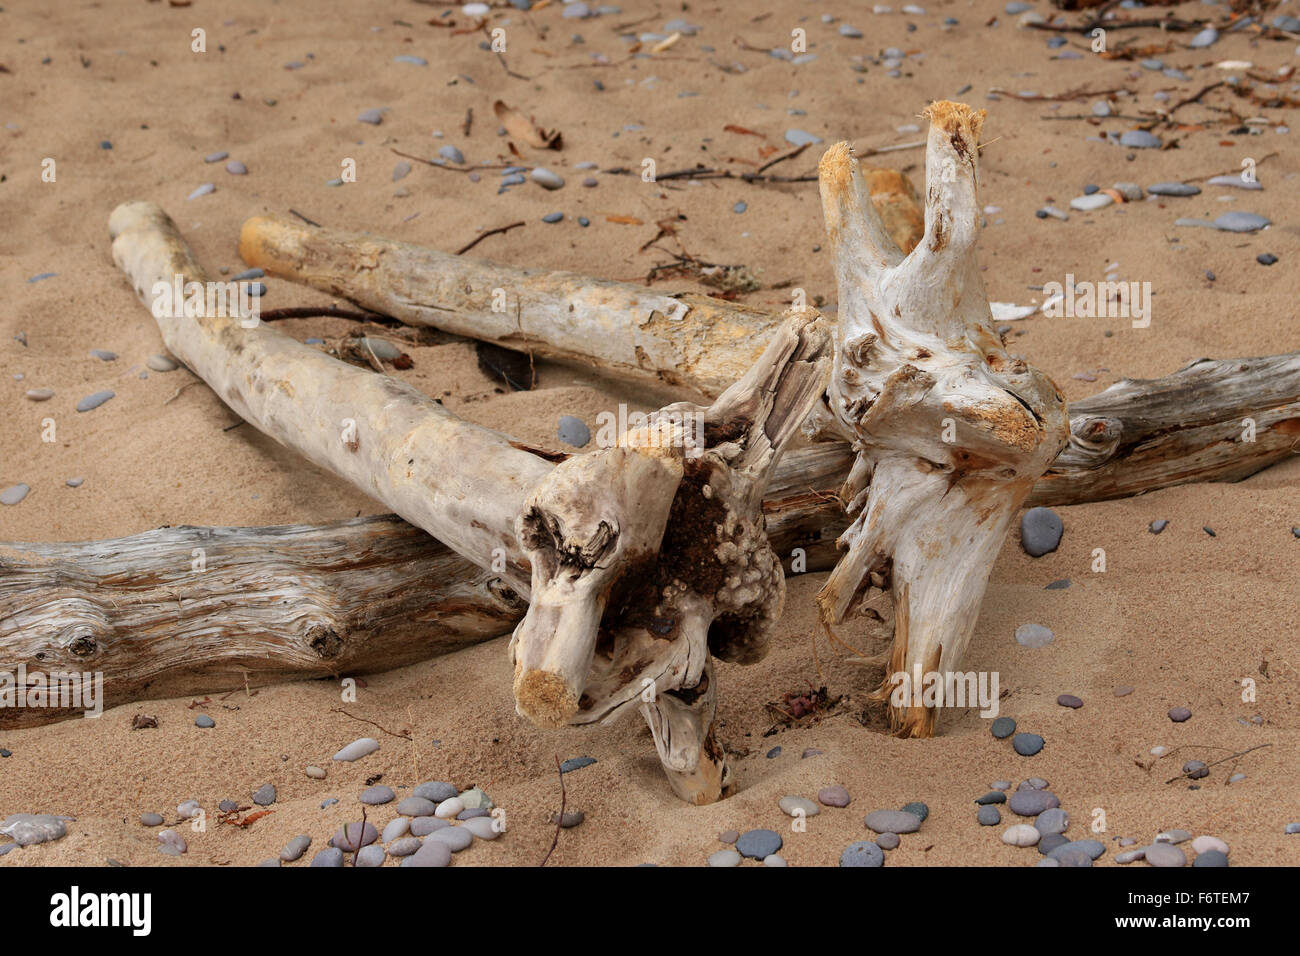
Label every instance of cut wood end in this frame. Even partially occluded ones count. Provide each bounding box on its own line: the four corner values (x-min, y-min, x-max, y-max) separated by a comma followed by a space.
513, 668, 578, 728
922, 100, 986, 144
817, 141, 857, 194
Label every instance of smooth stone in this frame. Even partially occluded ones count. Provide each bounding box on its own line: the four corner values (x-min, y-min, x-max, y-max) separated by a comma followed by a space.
331, 821, 379, 851
394, 54, 428, 66
1020, 778, 1050, 791
410, 817, 449, 837
438, 145, 465, 164
1229, 773, 1246, 783
557, 416, 590, 447
177, 801, 201, 818
252, 784, 276, 806
1002, 824, 1040, 847
1213, 211, 1270, 232
1036, 808, 1069, 834
1117, 848, 1146, 863
763, 854, 788, 866
413, 781, 458, 802
205, 151, 229, 163
560, 757, 596, 773
226, 160, 247, 175
320, 799, 338, 809
1050, 839, 1104, 861
901, 802, 929, 822
305, 766, 326, 779
1207, 174, 1262, 190
1036, 857, 1061, 867
25, 388, 54, 401
1013, 733, 1044, 757
354, 844, 385, 867
430, 826, 473, 852
784, 129, 823, 146
396, 797, 436, 817
551, 810, 585, 828
865, 810, 921, 834
462, 816, 501, 840
1057, 694, 1084, 709
991, 716, 1017, 738
718, 829, 739, 844
1189, 27, 1218, 47
458, 808, 489, 820
359, 337, 402, 361
381, 818, 411, 844
139, 813, 163, 827
1113, 182, 1144, 201
1119, 130, 1161, 149
766, 746, 782, 759
978, 806, 1002, 826
992, 780, 1012, 791
1015, 624, 1054, 648
357, 109, 384, 125
89, 349, 117, 361
839, 23, 864, 37
1156, 829, 1192, 844
541, 211, 564, 223
1091, 101, 1111, 117
1009, 790, 1059, 816
404, 840, 452, 867
736, 829, 782, 859
310, 847, 345, 867
708, 849, 742, 867
1258, 253, 1278, 266
1194, 849, 1229, 867
157, 830, 187, 853
76, 390, 115, 412
1192, 835, 1229, 855
1056, 848, 1093, 867
1115, 686, 1135, 697
1, 485, 30, 506
1021, 507, 1063, 555
1045, 578, 1071, 590
779, 796, 819, 818
215, 799, 236, 813
1287, 823, 1300, 835
875, 832, 901, 850
1149, 519, 1169, 534
976, 791, 1007, 805
256, 858, 280, 867
1183, 760, 1208, 780
280, 835, 312, 861
458, 787, 493, 809
1144, 843, 1186, 867
1037, 833, 1069, 855
147, 354, 179, 372
187, 183, 216, 200
818, 785, 851, 807
333, 737, 379, 761
434, 797, 465, 818
360, 785, 394, 805
1168, 706, 1192, 722
392, 161, 412, 182
1070, 193, 1113, 211
1147, 182, 1201, 197
840, 841, 885, 867
530, 167, 565, 190
387, 837, 423, 857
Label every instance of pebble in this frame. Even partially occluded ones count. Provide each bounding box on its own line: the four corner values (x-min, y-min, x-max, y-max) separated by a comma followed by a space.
766, 746, 782, 758
355, 844, 386, 867
560, 756, 596, 773
839, 24, 864, 37
403, 840, 452, 867
840, 841, 885, 867
396, 797, 436, 817
1036, 808, 1069, 834
252, 784, 276, 806
430, 826, 474, 852
357, 109, 384, 125
764, 854, 788, 867
557, 416, 590, 447
1, 485, 30, 506
410, 817, 449, 837
226, 160, 247, 175
438, 145, 465, 164
1002, 824, 1040, 847
542, 211, 564, 223
978, 806, 1002, 826
976, 791, 1007, 805
1257, 253, 1278, 266
157, 830, 187, 855
394, 55, 428, 66
875, 832, 901, 850
1045, 579, 1071, 590
139, 813, 163, 827
1009, 790, 1059, 816
320, 799, 338, 809
1183, 760, 1208, 780
992, 780, 1012, 791
733, 201, 747, 214
147, 354, 179, 372
360, 785, 395, 805
779, 796, 819, 818
1148, 182, 1200, 197
1070, 193, 1113, 212
1194, 849, 1229, 867
1113, 182, 1144, 201
1144, 842, 1186, 867
1191, 835, 1228, 855
413, 781, 458, 802
1213, 212, 1271, 232
1156, 829, 1192, 844
1207, 174, 1262, 191
1189, 27, 1218, 48
380, 818, 411, 844
1091, 101, 1111, 117
817, 785, 851, 807
310, 847, 345, 867
205, 151, 229, 163
531, 167, 565, 190
459, 787, 493, 810
24, 388, 54, 401
1229, 773, 1246, 783
280, 835, 312, 862
1037, 833, 1069, 855
784, 129, 823, 147
718, 829, 739, 844
1119, 130, 1162, 149
305, 766, 326, 779
177, 800, 201, 818
1116, 847, 1146, 864
727, 829, 782, 863
1013, 733, 1044, 757
1287, 823, 1300, 835
551, 810, 585, 828
1149, 519, 1169, 534
187, 183, 216, 200
1115, 686, 1135, 697
1020, 778, 1050, 791
392, 161, 412, 182
1038, 205, 1068, 221
76, 390, 115, 412
89, 349, 117, 361
1020, 507, 1063, 555
1168, 706, 1192, 722
708, 848, 742, 867
865, 810, 921, 834
1014, 624, 1054, 648
331, 821, 379, 851
435, 797, 465, 819
1050, 839, 1104, 861
991, 716, 1017, 738
333, 737, 379, 761
215, 799, 234, 813
1057, 694, 1083, 709
901, 802, 929, 822
387, 837, 423, 857
463, 816, 501, 840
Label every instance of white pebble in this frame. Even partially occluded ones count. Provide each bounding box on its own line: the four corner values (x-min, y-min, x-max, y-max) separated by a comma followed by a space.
462, 816, 501, 840
1002, 824, 1041, 847
434, 797, 464, 819
332, 737, 379, 761
1191, 835, 1229, 856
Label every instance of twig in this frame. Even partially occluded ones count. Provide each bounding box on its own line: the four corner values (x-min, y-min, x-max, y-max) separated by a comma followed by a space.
540, 755, 566, 867
389, 147, 519, 174
289, 208, 321, 228
162, 380, 201, 406
820, 618, 867, 658
352, 806, 367, 867
989, 86, 1132, 102
222, 420, 245, 432
755, 141, 810, 174
455, 220, 526, 255
329, 706, 413, 741
461, 107, 473, 138
1163, 743, 1272, 784
258, 306, 385, 323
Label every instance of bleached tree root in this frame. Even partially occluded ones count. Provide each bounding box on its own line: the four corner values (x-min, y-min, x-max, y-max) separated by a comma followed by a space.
815, 102, 1071, 737
108, 201, 832, 803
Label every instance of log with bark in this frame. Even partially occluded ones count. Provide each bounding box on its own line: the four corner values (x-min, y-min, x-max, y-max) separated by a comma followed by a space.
105, 200, 833, 803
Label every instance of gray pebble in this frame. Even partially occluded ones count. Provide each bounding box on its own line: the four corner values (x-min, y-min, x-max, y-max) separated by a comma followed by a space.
1143, 842, 1186, 867
439, 145, 465, 164
1156, 829, 1192, 844
1015, 623, 1054, 648
1147, 182, 1201, 197
194, 714, 215, 728
1119, 130, 1161, 149
354, 844, 385, 866
358, 109, 384, 125
252, 784, 276, 806
403, 840, 452, 867
1113, 182, 1144, 201
557, 415, 590, 447
360, 785, 395, 805
76, 390, 115, 412
1013, 733, 1044, 756
550, 810, 585, 828
1037, 832, 1069, 855
1182, 760, 1208, 780
875, 832, 900, 850
1168, 706, 1192, 722
147, 354, 179, 372
387, 837, 423, 857
218, 800, 238, 813
818, 785, 851, 807
310, 847, 345, 867
1193, 849, 1229, 867
719, 829, 739, 844
530, 167, 566, 190
708, 848, 742, 867
1009, 790, 1059, 816
991, 716, 1017, 738
1116, 847, 1146, 864
187, 183, 216, 200
333, 737, 379, 761
1212, 211, 1271, 233
25, 388, 54, 401
305, 766, 326, 779
839, 23, 864, 37
978, 806, 1001, 826
1206, 174, 1262, 191
89, 349, 117, 361
840, 841, 885, 867
560, 757, 596, 773
205, 151, 229, 163
1035, 808, 1069, 834
736, 828, 783, 858
463, 817, 501, 840
256, 858, 280, 867
410, 817, 449, 837
396, 797, 437, 817
331, 821, 379, 851
157, 829, 187, 854
976, 791, 1007, 805
413, 781, 458, 802
139, 813, 163, 827
785, 129, 823, 147
226, 160, 247, 175
865, 809, 921, 834
280, 835, 312, 861
392, 161, 412, 182
381, 818, 410, 843
1149, 519, 1169, 534
542, 211, 564, 223
1189, 26, 1218, 48
430, 826, 474, 852
1, 484, 30, 506
901, 802, 929, 822
1057, 694, 1083, 709
1050, 839, 1104, 861
1020, 507, 1063, 556
1020, 778, 1050, 791
1287, 823, 1300, 835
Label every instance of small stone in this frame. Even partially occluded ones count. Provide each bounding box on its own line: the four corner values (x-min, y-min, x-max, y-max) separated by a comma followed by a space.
1191, 835, 1228, 856
1149, 519, 1169, 534
1189, 27, 1218, 48
404, 840, 452, 867
357, 109, 384, 125
779, 796, 819, 818
354, 844, 385, 867
875, 832, 901, 850
991, 716, 1017, 738
530, 167, 566, 190
387, 837, 423, 857
305, 766, 326, 779
1144, 842, 1186, 867
1212, 211, 1271, 233
187, 183, 216, 200
1020, 778, 1050, 791
1020, 507, 1063, 555
840, 841, 885, 867
459, 786, 493, 809
1116, 848, 1146, 864
1119, 130, 1161, 149
252, 784, 276, 806
157, 830, 187, 854
1147, 182, 1201, 197
1045, 579, 1071, 590
718, 829, 739, 844
310, 847, 345, 867
542, 211, 564, 223
1050, 839, 1104, 861
766, 746, 782, 758
392, 161, 412, 182
438, 145, 465, 164
331, 821, 379, 852
1015, 623, 1054, 649
1013, 733, 1044, 757
139, 813, 163, 827
1009, 790, 1059, 816
865, 810, 921, 834
1168, 706, 1192, 723
1287, 823, 1300, 835
410, 817, 449, 837
1156, 829, 1192, 845
801, 748, 823, 758
147, 354, 179, 372
413, 781, 458, 802
1, 484, 30, 506
708, 848, 742, 867
1002, 824, 1040, 847
1070, 193, 1113, 212
1037, 833, 1069, 855
557, 416, 590, 447
1115, 686, 1135, 697
763, 854, 788, 866
382, 818, 410, 843
360, 785, 394, 805
550, 810, 585, 828
76, 390, 115, 412
430, 826, 474, 852
1057, 694, 1083, 709
25, 388, 54, 401
226, 160, 247, 175
177, 800, 201, 818
1113, 182, 1144, 201
900, 802, 929, 822
333, 737, 379, 761
978, 806, 1002, 826
784, 129, 823, 147
840, 23, 864, 37
1257, 253, 1278, 266
976, 791, 1007, 806
817, 785, 850, 807
435, 797, 465, 819
205, 151, 229, 163
280, 835, 312, 862
89, 349, 117, 361
1036, 808, 1069, 834
1194, 849, 1229, 867
736, 829, 783, 859
396, 797, 436, 817
1229, 772, 1246, 783
218, 800, 238, 813
560, 756, 596, 773
1182, 760, 1208, 780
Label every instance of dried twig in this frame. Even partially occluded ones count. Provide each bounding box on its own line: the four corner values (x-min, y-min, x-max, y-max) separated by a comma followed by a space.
288, 208, 321, 228
456, 220, 526, 255
540, 754, 566, 867
330, 706, 413, 741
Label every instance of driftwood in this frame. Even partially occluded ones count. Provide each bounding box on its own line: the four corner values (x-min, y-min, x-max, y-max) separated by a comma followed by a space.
108, 201, 832, 803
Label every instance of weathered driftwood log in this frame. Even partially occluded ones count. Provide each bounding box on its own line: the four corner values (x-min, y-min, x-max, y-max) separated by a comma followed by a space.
0, 444, 851, 731
815, 102, 1071, 737
109, 201, 832, 803
237, 169, 921, 400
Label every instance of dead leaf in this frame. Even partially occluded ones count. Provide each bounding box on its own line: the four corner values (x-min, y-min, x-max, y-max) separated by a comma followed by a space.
606, 215, 644, 225
493, 100, 562, 150
757, 145, 780, 159
724, 124, 765, 137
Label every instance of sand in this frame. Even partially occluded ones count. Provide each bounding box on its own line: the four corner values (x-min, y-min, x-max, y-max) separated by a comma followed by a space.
2, 0, 1298, 867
